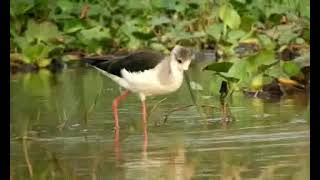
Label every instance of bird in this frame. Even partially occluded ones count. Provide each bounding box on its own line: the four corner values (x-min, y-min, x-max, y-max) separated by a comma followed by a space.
83, 45, 194, 129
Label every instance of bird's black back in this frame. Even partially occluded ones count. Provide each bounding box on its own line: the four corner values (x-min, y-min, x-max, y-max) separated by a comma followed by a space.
82, 50, 165, 77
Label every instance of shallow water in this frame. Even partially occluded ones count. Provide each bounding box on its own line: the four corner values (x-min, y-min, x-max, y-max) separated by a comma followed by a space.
10, 66, 309, 180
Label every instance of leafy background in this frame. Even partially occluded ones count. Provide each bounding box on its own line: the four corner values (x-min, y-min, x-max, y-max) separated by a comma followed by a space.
10, 0, 310, 93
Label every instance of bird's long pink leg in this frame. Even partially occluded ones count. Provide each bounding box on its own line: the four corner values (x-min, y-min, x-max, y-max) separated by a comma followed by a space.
141, 100, 148, 155
112, 90, 130, 129
114, 128, 120, 164
141, 100, 148, 124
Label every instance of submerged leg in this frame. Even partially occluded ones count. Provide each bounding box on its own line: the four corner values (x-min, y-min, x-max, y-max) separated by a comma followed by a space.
114, 128, 120, 164
112, 90, 130, 129
141, 99, 148, 157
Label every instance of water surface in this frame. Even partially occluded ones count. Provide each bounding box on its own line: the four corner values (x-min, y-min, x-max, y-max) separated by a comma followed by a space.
10, 66, 309, 179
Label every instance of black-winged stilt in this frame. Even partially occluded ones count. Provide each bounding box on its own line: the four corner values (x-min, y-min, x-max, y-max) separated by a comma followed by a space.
83, 45, 193, 129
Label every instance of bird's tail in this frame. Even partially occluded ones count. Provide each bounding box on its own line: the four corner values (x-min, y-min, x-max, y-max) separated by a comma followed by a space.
81, 56, 112, 66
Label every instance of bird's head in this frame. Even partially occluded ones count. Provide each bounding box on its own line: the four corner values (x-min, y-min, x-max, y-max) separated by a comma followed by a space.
170, 45, 194, 71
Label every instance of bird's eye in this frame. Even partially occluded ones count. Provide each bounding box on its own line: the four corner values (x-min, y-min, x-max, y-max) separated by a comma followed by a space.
177, 59, 182, 63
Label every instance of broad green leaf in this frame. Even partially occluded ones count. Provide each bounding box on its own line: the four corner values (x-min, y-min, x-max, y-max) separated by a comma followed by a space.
10, 0, 34, 16
88, 4, 109, 16
37, 58, 52, 67
217, 72, 240, 83
10, 53, 30, 64
257, 34, 276, 50
293, 52, 310, 67
207, 23, 223, 41
246, 50, 276, 73
165, 30, 206, 41
14, 36, 29, 51
268, 13, 283, 24
56, 0, 80, 14
78, 26, 110, 43
234, 0, 246, 4
210, 74, 225, 95
150, 16, 171, 27
118, 0, 150, 10
190, 81, 203, 90
240, 15, 256, 32
282, 61, 301, 77
227, 30, 246, 44
219, 4, 241, 29
204, 62, 234, 73
126, 37, 142, 50
264, 65, 289, 79
150, 43, 169, 53
227, 59, 249, 83
278, 30, 299, 45
120, 19, 140, 36
295, 38, 305, 44
25, 20, 61, 43
151, 0, 177, 10
250, 73, 263, 90
132, 31, 154, 40
303, 29, 310, 42
63, 19, 85, 33
23, 43, 53, 64
264, 24, 300, 40
119, 0, 150, 9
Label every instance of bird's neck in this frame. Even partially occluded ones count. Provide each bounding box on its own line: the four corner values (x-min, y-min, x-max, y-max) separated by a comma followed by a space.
156, 57, 182, 85
167, 56, 184, 81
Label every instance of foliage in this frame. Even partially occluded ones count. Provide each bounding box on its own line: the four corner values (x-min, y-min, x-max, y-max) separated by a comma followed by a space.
10, 0, 309, 93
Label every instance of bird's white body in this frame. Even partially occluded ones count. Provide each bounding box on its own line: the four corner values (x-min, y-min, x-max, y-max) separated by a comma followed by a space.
95, 55, 189, 101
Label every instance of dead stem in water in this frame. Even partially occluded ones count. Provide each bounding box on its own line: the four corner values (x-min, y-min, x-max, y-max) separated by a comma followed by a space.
22, 136, 33, 180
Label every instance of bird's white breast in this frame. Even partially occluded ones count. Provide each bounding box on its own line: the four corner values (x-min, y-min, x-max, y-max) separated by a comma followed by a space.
121, 62, 184, 96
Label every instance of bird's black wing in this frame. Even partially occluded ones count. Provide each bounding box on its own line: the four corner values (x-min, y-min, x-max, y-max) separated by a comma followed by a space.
83, 50, 166, 77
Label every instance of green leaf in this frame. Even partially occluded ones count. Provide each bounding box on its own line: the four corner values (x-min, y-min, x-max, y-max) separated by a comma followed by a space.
88, 4, 109, 17
10, 53, 30, 64
240, 15, 256, 32
219, 4, 241, 29
268, 13, 283, 24
23, 43, 53, 64
264, 64, 289, 79
63, 19, 85, 34
165, 30, 206, 41
150, 16, 171, 27
151, 0, 177, 10
190, 81, 203, 90
227, 59, 249, 83
234, 0, 246, 4
257, 34, 276, 50
282, 61, 301, 77
10, 0, 34, 16
14, 36, 29, 51
278, 30, 299, 45
204, 62, 234, 73
77, 26, 110, 43
295, 38, 305, 44
227, 30, 246, 44
303, 29, 310, 42
119, 0, 150, 9
150, 43, 169, 53
250, 73, 264, 90
246, 50, 276, 72
207, 23, 223, 41
56, 0, 80, 14
217, 72, 240, 83
37, 58, 52, 67
25, 20, 61, 43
